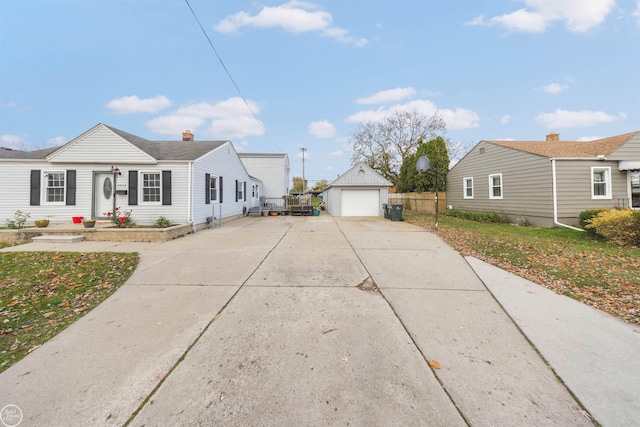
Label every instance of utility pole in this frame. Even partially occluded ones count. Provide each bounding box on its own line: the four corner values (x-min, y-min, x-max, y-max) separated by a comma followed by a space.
300, 147, 307, 193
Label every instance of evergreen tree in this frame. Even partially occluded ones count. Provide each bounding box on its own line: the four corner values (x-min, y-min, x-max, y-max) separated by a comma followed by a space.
396, 136, 450, 192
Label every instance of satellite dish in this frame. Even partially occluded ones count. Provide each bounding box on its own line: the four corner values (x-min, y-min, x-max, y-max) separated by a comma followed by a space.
416, 156, 430, 173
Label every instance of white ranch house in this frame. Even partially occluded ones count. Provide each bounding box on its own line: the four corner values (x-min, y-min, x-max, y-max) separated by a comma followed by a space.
0, 124, 289, 230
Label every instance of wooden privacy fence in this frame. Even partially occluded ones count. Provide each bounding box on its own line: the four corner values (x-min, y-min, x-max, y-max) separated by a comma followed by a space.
388, 192, 447, 215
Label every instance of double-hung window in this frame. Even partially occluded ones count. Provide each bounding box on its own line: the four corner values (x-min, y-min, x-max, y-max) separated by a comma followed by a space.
591, 167, 611, 199
46, 171, 65, 203
237, 181, 244, 200
463, 177, 473, 199
210, 176, 218, 202
488, 174, 503, 199
142, 172, 161, 203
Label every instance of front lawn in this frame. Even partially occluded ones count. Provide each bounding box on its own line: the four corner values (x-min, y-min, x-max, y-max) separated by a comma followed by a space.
0, 249, 138, 373
404, 212, 640, 325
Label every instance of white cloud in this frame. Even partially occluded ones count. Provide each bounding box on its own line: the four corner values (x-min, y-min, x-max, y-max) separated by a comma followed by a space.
500, 114, 511, 124
308, 120, 337, 138
47, 136, 67, 146
1, 134, 27, 149
542, 83, 568, 94
356, 87, 416, 105
328, 150, 343, 157
345, 99, 480, 130
1, 133, 65, 150
147, 97, 264, 140
105, 95, 172, 114
577, 136, 601, 141
234, 140, 250, 152
634, 1, 640, 27
466, 0, 615, 33
535, 108, 620, 128
215, 1, 367, 47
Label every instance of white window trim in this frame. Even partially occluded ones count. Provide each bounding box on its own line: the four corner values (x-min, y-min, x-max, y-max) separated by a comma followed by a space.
237, 180, 244, 200
210, 175, 219, 202
591, 167, 612, 200
44, 170, 66, 205
141, 171, 162, 205
463, 177, 474, 199
488, 173, 503, 200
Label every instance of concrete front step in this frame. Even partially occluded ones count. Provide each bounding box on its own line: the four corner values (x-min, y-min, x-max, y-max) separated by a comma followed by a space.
32, 235, 84, 243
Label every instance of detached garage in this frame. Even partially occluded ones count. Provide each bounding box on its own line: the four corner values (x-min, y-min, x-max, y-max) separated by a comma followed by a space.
323, 163, 392, 217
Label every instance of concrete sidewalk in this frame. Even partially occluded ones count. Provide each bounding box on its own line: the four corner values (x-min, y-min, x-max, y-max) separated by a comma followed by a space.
0, 215, 626, 426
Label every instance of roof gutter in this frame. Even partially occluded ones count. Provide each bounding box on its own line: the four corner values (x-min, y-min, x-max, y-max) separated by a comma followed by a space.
551, 158, 583, 231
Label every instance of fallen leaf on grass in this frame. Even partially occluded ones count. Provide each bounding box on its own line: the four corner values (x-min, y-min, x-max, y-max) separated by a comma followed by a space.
428, 360, 441, 369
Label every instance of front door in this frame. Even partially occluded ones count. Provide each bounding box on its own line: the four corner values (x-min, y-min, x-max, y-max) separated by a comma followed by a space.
94, 172, 114, 218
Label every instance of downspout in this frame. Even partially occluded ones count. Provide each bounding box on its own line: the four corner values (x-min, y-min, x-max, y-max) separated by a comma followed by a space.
188, 161, 194, 232
551, 158, 583, 231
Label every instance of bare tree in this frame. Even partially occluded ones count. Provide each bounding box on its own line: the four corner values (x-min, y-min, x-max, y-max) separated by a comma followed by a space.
349, 109, 446, 184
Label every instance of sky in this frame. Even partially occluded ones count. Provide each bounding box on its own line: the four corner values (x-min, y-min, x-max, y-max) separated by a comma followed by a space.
1, 0, 639, 185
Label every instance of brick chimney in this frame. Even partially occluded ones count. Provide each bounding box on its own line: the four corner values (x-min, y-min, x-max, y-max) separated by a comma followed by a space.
182, 130, 194, 141
546, 132, 559, 142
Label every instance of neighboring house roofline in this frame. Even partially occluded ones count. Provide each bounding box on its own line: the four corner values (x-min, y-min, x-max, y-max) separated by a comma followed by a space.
1, 123, 231, 163
450, 130, 639, 173
324, 162, 392, 190
238, 153, 288, 157
485, 130, 639, 158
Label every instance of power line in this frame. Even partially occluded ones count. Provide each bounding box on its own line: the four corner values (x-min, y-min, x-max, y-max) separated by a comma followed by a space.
183, 0, 283, 152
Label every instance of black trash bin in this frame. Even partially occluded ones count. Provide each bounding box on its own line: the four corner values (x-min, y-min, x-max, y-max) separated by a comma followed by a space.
390, 204, 404, 221
382, 203, 389, 219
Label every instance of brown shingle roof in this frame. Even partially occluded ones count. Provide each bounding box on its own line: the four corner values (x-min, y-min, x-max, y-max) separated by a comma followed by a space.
487, 131, 639, 158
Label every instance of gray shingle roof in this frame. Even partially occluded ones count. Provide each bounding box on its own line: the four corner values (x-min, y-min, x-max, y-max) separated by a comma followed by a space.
1, 124, 229, 161
0, 146, 58, 159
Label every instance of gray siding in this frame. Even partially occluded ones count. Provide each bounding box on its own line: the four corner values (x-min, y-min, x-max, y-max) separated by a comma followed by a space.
609, 133, 640, 160
556, 160, 631, 221
447, 142, 553, 226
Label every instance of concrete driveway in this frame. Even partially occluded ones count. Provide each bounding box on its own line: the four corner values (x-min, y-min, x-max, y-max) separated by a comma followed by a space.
0, 215, 595, 426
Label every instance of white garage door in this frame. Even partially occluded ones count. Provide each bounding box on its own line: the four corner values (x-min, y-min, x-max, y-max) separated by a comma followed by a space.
341, 189, 380, 216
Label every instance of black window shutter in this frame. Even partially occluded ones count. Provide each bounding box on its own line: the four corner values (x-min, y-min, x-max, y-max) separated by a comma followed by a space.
162, 170, 172, 205
205, 173, 211, 204
244, 182, 247, 201
30, 170, 41, 206
235, 180, 238, 202
129, 170, 138, 205
66, 170, 76, 206
219, 176, 223, 203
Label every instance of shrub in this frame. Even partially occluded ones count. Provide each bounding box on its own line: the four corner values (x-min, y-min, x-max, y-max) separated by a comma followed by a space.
104, 207, 133, 227
579, 209, 604, 236
155, 216, 171, 228
6, 210, 30, 229
445, 208, 510, 224
585, 209, 640, 247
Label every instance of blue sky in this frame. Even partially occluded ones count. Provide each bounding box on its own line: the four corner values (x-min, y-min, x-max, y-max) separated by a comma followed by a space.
1, 0, 639, 185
